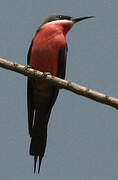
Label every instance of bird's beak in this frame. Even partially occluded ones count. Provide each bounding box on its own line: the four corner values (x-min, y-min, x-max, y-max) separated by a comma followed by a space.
73, 16, 95, 24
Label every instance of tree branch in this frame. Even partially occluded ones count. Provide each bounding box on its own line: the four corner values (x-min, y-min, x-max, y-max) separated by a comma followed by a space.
0, 57, 118, 109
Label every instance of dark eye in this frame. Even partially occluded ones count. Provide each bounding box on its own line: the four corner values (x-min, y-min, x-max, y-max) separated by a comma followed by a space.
59, 15, 62, 19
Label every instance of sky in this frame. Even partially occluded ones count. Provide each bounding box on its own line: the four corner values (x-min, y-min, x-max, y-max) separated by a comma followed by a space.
0, 0, 118, 179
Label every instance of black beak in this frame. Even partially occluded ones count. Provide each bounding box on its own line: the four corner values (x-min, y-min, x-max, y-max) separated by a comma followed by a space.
73, 16, 95, 24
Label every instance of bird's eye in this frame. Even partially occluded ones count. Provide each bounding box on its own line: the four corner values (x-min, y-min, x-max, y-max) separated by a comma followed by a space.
59, 15, 62, 19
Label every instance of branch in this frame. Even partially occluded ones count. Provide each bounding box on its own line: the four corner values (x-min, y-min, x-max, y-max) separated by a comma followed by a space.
0, 57, 118, 109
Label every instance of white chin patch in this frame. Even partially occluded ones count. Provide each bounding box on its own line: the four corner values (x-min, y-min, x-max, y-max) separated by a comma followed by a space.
46, 19, 73, 25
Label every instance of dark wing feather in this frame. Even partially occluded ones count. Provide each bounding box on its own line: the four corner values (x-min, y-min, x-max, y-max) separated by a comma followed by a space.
27, 41, 34, 136
58, 45, 68, 79
48, 45, 68, 111
27, 40, 33, 65
49, 45, 68, 110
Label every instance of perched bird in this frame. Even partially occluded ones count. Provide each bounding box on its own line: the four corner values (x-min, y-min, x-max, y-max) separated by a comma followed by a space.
27, 14, 94, 173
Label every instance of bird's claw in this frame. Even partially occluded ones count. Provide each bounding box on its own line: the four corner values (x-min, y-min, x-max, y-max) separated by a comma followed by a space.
43, 72, 51, 77
24, 65, 31, 70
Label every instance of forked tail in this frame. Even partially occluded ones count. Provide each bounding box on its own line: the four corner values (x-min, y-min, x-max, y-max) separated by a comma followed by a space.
34, 156, 42, 173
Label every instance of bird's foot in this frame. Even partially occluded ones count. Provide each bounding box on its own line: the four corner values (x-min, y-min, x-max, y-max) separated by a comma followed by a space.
43, 72, 51, 77
24, 65, 31, 70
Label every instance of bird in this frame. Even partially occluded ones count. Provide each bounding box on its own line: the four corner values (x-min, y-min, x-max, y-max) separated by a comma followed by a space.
27, 14, 94, 173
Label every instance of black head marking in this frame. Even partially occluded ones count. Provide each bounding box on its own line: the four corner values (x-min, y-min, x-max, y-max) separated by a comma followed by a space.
42, 15, 72, 25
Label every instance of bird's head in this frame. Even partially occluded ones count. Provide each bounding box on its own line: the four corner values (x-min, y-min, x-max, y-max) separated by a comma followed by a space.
40, 15, 94, 35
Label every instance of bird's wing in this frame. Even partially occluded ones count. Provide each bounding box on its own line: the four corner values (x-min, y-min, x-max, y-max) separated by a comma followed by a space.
27, 41, 34, 136
58, 45, 68, 79
27, 40, 33, 65
48, 45, 68, 109
47, 45, 68, 110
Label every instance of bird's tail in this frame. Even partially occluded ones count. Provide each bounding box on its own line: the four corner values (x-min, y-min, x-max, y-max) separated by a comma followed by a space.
29, 122, 48, 173
28, 87, 59, 173
30, 138, 43, 173
33, 155, 42, 173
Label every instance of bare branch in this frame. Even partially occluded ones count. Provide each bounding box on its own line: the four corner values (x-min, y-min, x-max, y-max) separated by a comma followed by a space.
0, 57, 118, 109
